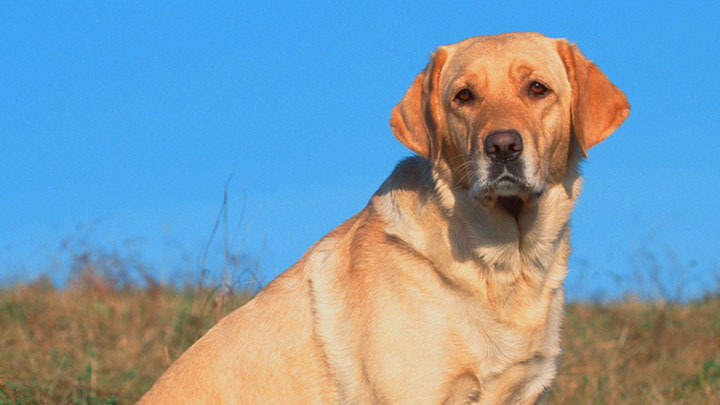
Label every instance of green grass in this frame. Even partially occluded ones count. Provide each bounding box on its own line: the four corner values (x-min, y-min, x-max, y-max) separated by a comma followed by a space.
1, 271, 718, 404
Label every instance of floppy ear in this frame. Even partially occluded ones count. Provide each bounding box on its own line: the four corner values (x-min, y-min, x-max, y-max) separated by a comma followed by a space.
557, 40, 630, 157
390, 47, 450, 161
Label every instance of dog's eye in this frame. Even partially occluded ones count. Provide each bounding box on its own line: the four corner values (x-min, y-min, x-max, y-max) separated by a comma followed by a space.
454, 89, 474, 103
529, 81, 549, 97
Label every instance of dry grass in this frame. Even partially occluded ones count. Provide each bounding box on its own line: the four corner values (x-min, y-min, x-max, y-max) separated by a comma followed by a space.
550, 298, 720, 404
1, 272, 718, 404
0, 271, 251, 404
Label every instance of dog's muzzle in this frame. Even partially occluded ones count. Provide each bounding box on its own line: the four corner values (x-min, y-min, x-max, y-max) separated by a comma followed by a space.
484, 130, 527, 193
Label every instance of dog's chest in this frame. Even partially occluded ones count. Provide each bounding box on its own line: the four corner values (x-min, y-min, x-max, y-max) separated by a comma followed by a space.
455, 290, 561, 365
443, 296, 563, 404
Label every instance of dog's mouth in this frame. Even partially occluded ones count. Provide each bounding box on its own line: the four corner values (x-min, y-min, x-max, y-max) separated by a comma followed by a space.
479, 173, 531, 197
467, 158, 546, 219
472, 174, 542, 219
491, 174, 525, 195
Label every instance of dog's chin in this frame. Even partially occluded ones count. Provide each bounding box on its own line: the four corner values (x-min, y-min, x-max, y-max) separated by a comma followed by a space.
473, 178, 542, 218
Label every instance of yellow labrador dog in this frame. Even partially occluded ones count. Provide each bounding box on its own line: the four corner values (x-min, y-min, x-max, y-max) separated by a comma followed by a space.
139, 32, 629, 404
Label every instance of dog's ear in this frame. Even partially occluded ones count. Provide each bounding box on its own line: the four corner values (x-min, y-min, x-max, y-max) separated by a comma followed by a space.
390, 47, 450, 161
557, 40, 630, 157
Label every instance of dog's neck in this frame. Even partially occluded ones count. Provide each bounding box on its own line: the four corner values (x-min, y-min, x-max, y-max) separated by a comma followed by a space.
374, 156, 583, 324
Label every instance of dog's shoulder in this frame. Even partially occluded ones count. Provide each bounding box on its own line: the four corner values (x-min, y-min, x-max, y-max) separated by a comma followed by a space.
374, 156, 435, 199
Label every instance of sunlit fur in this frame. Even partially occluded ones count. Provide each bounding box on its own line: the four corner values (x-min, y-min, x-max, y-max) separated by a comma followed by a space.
139, 32, 629, 404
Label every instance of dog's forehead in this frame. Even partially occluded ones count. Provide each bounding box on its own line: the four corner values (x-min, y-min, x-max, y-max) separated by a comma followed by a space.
442, 33, 565, 85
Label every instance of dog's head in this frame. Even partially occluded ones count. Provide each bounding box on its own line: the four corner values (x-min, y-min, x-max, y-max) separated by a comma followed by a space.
390, 33, 629, 213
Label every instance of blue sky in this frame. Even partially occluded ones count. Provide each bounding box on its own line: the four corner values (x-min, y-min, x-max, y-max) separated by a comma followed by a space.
2, 1, 719, 299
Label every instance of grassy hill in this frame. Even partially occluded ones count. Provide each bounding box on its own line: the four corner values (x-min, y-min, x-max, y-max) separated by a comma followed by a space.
1, 269, 718, 404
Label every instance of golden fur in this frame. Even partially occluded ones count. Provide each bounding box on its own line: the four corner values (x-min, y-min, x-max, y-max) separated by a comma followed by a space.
139, 32, 629, 404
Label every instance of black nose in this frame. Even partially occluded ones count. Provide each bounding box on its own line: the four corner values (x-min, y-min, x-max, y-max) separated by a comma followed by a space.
484, 130, 523, 162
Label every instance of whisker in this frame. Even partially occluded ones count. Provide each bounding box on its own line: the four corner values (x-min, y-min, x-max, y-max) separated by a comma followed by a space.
456, 171, 475, 186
